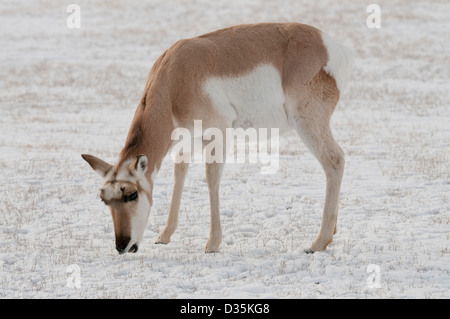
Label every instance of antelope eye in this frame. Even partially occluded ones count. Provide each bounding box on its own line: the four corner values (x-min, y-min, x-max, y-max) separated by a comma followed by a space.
124, 191, 138, 203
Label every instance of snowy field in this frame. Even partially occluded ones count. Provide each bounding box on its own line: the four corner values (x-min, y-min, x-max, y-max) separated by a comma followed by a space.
0, 0, 449, 299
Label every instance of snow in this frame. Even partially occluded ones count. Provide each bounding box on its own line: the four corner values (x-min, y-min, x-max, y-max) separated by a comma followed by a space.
0, 0, 449, 298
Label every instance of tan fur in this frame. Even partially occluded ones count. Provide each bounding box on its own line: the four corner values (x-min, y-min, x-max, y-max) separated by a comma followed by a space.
119, 23, 329, 163
83, 23, 351, 253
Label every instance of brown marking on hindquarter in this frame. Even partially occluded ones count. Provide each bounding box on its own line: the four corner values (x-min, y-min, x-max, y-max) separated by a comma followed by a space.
309, 69, 340, 108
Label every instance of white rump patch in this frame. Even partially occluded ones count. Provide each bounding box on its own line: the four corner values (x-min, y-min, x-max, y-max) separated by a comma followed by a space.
321, 32, 354, 93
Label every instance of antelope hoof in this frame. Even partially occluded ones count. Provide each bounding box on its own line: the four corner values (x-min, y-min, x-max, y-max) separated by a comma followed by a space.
205, 241, 220, 253
155, 232, 171, 245
310, 237, 333, 253
156, 227, 176, 245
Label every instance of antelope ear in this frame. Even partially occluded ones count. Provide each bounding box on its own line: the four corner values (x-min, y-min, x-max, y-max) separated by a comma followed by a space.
81, 154, 113, 178
130, 154, 147, 175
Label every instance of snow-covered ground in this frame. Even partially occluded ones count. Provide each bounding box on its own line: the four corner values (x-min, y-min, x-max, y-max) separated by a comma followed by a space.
0, 0, 449, 298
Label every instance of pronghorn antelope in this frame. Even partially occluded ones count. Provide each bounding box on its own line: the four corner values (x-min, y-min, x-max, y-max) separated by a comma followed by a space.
82, 23, 353, 254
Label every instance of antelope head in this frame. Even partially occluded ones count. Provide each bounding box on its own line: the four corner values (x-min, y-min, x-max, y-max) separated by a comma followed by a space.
82, 154, 152, 254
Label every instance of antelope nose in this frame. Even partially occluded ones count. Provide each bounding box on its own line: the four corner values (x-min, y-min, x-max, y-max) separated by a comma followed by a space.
116, 237, 131, 254
129, 244, 138, 253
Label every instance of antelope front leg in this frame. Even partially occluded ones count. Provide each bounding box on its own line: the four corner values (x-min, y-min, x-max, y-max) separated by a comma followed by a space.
205, 161, 224, 253
156, 162, 189, 244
